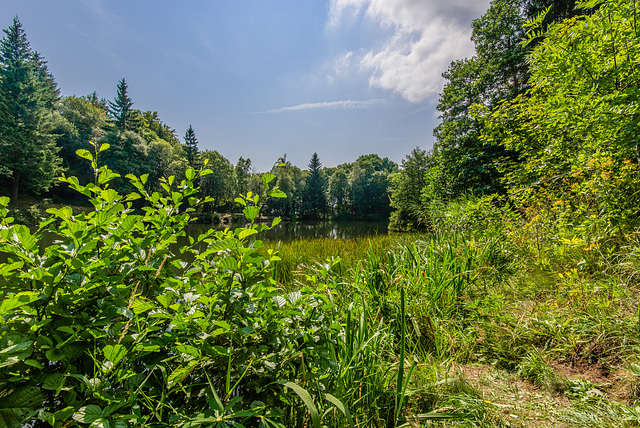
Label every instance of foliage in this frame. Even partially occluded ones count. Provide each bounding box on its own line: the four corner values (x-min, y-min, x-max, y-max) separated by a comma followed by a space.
349, 155, 394, 218
265, 159, 304, 219
107, 78, 134, 131
301, 153, 327, 219
426, 0, 529, 204
389, 148, 430, 231
56, 96, 112, 187
407, 0, 590, 226
0, 16, 62, 202
328, 168, 349, 216
235, 157, 252, 196
0, 143, 347, 427
200, 150, 238, 212
147, 138, 188, 189
481, 0, 640, 239
182, 125, 199, 169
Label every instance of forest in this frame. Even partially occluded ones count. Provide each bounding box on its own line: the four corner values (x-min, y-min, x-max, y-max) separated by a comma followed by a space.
0, 16, 398, 223
2, 0, 640, 426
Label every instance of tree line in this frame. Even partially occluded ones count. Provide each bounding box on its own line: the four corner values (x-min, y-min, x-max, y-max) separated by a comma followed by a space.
388, 0, 640, 239
4, 0, 634, 234
0, 16, 397, 221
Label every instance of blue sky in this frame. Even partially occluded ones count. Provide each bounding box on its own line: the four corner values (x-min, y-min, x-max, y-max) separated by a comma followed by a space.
1, 0, 490, 171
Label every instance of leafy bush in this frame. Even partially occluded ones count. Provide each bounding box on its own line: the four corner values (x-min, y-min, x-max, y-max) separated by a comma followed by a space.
0, 143, 337, 427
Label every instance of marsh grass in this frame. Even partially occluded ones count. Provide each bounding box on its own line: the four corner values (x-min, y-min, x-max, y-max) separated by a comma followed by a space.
268, 208, 640, 426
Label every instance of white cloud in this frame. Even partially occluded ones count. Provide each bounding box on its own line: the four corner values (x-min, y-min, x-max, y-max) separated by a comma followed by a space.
329, 0, 491, 103
266, 99, 385, 113
334, 51, 354, 76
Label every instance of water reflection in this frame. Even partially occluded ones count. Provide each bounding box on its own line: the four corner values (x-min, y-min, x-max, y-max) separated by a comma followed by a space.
186, 221, 388, 242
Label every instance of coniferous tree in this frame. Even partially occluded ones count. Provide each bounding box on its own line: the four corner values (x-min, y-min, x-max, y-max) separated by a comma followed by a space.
302, 152, 328, 218
0, 16, 61, 201
82, 91, 108, 112
183, 125, 199, 168
108, 78, 133, 131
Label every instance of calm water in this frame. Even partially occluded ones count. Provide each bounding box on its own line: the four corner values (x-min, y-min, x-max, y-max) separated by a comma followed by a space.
0, 221, 388, 264
187, 221, 388, 242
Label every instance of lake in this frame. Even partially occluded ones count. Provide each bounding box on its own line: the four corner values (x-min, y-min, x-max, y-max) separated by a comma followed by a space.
0, 221, 388, 265
186, 220, 389, 242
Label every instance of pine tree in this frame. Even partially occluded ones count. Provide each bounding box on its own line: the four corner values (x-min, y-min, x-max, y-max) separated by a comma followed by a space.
183, 125, 199, 168
302, 152, 328, 218
108, 78, 133, 131
0, 16, 61, 201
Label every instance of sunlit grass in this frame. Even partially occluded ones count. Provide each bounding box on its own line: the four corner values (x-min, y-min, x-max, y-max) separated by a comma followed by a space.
259, 215, 640, 426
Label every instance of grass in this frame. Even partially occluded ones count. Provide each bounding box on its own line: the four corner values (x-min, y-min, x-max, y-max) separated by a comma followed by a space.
262, 217, 640, 427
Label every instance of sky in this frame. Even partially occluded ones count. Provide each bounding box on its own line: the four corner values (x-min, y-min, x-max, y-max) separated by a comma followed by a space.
1, 0, 491, 172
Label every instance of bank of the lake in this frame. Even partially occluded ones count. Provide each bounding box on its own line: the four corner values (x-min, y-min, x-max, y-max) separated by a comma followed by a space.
186, 220, 390, 242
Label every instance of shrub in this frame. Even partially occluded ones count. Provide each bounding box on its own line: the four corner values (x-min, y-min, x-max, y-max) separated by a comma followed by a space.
0, 143, 335, 427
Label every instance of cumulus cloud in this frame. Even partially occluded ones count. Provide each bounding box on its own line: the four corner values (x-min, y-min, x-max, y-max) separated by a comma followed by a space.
329, 0, 491, 102
266, 99, 385, 113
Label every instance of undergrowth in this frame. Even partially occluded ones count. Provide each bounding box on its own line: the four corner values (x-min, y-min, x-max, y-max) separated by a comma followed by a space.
1, 144, 640, 426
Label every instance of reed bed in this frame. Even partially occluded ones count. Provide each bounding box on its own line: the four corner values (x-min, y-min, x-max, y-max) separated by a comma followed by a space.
263, 223, 640, 427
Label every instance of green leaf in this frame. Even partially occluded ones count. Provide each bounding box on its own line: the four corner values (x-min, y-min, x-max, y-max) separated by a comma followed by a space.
73, 405, 103, 424
98, 143, 110, 153
0, 386, 46, 428
100, 189, 120, 204
43, 374, 66, 395
76, 149, 93, 161
262, 173, 276, 186
0, 338, 33, 368
243, 206, 260, 222
324, 394, 355, 428
280, 382, 320, 428
219, 257, 238, 271
0, 292, 39, 314
575, 0, 608, 8
167, 360, 199, 388
185, 169, 196, 181
103, 344, 126, 365
238, 228, 257, 240
156, 294, 172, 308
89, 418, 111, 428
267, 188, 286, 198
47, 406, 75, 427
130, 298, 155, 315
176, 344, 200, 358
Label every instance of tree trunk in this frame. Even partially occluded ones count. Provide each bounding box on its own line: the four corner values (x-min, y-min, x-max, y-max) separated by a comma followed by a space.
10, 171, 19, 204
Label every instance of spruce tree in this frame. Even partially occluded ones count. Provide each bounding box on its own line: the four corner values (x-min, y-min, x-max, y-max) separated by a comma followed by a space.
183, 125, 199, 168
302, 152, 328, 218
0, 16, 61, 201
108, 78, 133, 131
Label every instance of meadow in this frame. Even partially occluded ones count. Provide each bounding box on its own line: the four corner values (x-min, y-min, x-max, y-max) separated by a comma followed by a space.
268, 208, 640, 427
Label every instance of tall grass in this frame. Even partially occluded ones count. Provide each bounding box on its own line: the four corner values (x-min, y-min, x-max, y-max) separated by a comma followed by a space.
266, 234, 410, 286
260, 196, 640, 426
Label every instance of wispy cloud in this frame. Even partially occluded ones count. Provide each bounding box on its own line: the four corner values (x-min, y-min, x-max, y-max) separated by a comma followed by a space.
265, 99, 385, 113
328, 0, 491, 103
